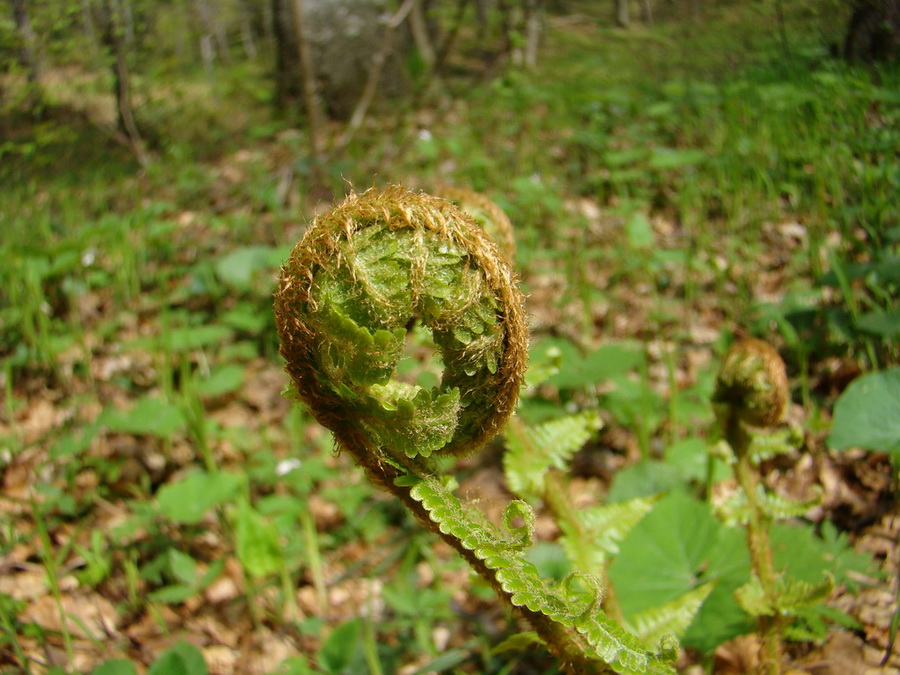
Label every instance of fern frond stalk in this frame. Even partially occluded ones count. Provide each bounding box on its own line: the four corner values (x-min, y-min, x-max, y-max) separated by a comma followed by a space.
275, 187, 675, 675
715, 339, 790, 675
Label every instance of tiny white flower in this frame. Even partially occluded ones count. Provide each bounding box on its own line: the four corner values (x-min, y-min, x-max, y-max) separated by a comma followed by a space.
275, 458, 303, 476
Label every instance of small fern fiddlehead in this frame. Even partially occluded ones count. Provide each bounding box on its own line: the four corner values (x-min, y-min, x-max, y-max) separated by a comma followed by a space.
713, 337, 789, 429
275, 186, 675, 675
437, 185, 517, 262
713, 338, 791, 675
275, 185, 528, 462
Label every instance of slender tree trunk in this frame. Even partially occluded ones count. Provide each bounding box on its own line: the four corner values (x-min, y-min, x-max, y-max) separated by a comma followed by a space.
409, 0, 436, 67
120, 0, 135, 46
615, 0, 629, 27
523, 0, 543, 68
97, 0, 149, 164
639, 0, 653, 25
339, 0, 415, 150
8, 0, 42, 105
272, 0, 300, 109
80, 0, 104, 66
844, 0, 900, 61
236, 0, 258, 59
290, 0, 327, 166
193, 0, 230, 73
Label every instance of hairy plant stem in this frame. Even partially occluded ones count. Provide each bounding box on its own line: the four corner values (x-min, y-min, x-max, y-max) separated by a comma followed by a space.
726, 415, 782, 675
341, 428, 611, 675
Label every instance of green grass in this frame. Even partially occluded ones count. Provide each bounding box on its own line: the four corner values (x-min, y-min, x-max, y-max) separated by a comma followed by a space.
0, 0, 897, 672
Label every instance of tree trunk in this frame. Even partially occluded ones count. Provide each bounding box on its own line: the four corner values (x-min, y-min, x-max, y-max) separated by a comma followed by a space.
193, 0, 231, 72
236, 0, 259, 59
8, 0, 42, 104
272, 0, 302, 108
96, 0, 149, 163
272, 0, 408, 120
290, 0, 326, 159
409, 0, 436, 67
523, 0, 544, 68
844, 0, 900, 62
615, 0, 629, 27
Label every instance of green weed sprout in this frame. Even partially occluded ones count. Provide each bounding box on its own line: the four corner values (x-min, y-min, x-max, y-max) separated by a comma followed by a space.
275, 186, 675, 674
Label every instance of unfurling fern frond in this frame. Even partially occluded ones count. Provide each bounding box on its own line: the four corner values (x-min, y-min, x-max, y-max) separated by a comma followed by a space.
504, 412, 603, 499
625, 583, 715, 650
407, 475, 676, 675
275, 187, 676, 675
561, 495, 660, 574
716, 485, 823, 527
735, 574, 834, 618
437, 185, 517, 262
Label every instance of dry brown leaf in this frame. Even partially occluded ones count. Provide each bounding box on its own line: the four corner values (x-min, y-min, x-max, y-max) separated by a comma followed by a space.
0, 570, 47, 601
22, 592, 120, 640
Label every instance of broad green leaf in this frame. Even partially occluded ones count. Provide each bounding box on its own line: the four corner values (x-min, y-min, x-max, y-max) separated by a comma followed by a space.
411, 647, 472, 673
625, 212, 655, 249
164, 325, 233, 352
222, 303, 269, 333
265, 656, 315, 675
607, 461, 684, 503
196, 364, 245, 398
317, 619, 365, 674
546, 340, 645, 390
155, 471, 242, 524
524, 340, 563, 388
647, 147, 706, 170
102, 397, 186, 438
609, 491, 752, 653
91, 660, 137, 675
147, 641, 207, 675
148, 584, 197, 604
51, 421, 99, 459
197, 559, 225, 590
215, 246, 278, 291
829, 368, 900, 454
603, 375, 665, 431
168, 548, 197, 585
769, 523, 874, 586
664, 437, 730, 483
492, 631, 546, 654
235, 498, 283, 579
815, 521, 877, 591
856, 309, 900, 337
526, 542, 571, 582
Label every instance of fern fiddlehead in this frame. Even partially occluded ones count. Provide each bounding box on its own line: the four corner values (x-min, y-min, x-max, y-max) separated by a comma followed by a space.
275, 186, 675, 675
437, 185, 517, 262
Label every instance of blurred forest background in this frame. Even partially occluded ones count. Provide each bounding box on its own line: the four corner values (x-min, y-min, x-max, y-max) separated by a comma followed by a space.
1, 0, 899, 674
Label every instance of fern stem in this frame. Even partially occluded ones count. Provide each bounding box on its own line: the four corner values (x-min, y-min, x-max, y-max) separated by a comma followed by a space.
276, 188, 672, 674
348, 436, 611, 675
541, 469, 624, 626
728, 416, 782, 675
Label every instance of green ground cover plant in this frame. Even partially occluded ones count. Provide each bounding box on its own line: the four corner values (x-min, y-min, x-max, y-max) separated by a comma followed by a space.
1, 0, 897, 673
